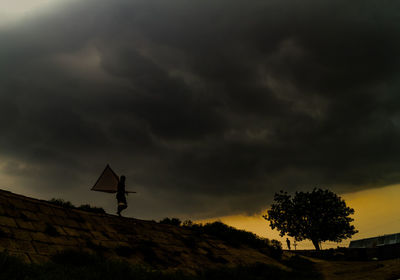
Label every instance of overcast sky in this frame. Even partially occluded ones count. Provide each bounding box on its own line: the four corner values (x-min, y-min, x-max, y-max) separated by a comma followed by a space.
1, 0, 400, 220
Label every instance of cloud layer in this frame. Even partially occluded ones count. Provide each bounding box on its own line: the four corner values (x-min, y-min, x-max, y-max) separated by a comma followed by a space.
1, 0, 400, 219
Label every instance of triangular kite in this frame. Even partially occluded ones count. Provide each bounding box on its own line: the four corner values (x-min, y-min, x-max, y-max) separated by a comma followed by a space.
91, 164, 136, 193
91, 164, 120, 193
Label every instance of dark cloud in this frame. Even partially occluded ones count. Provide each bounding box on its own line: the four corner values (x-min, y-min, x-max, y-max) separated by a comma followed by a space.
1, 0, 400, 219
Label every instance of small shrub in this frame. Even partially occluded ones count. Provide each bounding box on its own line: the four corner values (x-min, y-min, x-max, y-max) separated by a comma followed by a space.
48, 198, 74, 208
77, 204, 106, 214
269, 240, 283, 260
159, 217, 182, 226
182, 220, 194, 227
48, 198, 106, 214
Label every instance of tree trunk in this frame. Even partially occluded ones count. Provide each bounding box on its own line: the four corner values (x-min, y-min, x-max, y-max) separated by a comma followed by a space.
312, 239, 320, 251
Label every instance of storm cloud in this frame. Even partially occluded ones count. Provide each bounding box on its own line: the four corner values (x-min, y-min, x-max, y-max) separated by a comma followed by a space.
1, 0, 400, 219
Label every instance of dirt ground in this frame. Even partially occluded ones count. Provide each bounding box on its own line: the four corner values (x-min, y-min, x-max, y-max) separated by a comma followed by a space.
309, 257, 400, 280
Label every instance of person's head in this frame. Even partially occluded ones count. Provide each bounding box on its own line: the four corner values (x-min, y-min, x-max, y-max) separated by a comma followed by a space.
120, 175, 126, 183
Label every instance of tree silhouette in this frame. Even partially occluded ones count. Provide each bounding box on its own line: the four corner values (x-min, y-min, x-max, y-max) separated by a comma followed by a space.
263, 188, 358, 250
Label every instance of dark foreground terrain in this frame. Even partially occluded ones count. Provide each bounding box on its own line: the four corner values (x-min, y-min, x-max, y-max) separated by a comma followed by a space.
0, 190, 399, 280
309, 255, 400, 280
2, 250, 399, 280
0, 250, 322, 280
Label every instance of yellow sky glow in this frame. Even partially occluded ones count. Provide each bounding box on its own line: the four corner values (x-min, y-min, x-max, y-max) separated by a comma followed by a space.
197, 184, 400, 250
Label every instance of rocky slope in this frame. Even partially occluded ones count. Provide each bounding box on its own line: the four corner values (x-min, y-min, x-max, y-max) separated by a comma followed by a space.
0, 189, 283, 272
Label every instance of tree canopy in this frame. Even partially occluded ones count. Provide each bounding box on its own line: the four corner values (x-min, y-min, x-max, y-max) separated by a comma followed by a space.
263, 188, 358, 250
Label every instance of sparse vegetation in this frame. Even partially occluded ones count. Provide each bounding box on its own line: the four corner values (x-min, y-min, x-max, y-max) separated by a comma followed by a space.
49, 198, 75, 209
159, 217, 182, 226
184, 221, 283, 259
158, 219, 283, 259
78, 204, 106, 214
0, 250, 322, 280
182, 220, 194, 227
48, 198, 105, 214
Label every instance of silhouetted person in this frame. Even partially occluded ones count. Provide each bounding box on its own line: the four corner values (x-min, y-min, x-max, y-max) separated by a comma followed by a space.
286, 238, 291, 250
116, 175, 127, 216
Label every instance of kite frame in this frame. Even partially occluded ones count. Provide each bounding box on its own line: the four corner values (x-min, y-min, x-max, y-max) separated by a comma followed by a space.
91, 164, 137, 193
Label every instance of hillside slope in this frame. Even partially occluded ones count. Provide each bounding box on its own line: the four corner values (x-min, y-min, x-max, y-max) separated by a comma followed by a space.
0, 189, 283, 272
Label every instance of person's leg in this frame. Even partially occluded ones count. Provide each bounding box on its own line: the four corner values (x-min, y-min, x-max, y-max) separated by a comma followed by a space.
117, 204, 123, 216
120, 204, 127, 215
117, 203, 126, 216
